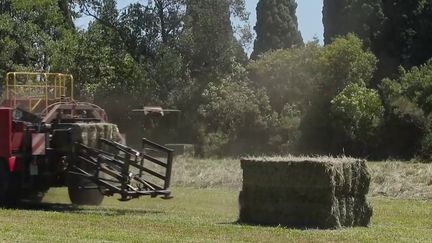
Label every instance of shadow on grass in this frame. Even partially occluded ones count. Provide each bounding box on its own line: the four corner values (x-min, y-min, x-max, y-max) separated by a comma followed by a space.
218, 220, 346, 231
0, 201, 164, 217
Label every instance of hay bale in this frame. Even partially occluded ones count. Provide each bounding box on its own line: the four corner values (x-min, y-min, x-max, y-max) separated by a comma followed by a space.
72, 123, 121, 148
112, 125, 122, 143
96, 124, 105, 148
238, 157, 372, 229
72, 124, 88, 145
87, 125, 97, 148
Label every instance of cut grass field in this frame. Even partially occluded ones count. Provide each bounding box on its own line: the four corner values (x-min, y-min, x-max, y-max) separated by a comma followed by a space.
173, 158, 432, 200
0, 158, 431, 242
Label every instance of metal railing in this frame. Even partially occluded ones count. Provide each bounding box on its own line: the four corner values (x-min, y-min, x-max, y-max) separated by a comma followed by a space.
4, 72, 74, 112
71, 138, 174, 201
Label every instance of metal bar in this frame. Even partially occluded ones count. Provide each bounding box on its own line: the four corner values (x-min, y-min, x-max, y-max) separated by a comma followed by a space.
5, 73, 9, 99
78, 156, 97, 167
93, 179, 122, 194
135, 190, 171, 196
71, 137, 173, 201
139, 153, 167, 168
44, 73, 48, 111
133, 177, 160, 191
103, 155, 126, 169
77, 143, 107, 156
105, 153, 166, 181
142, 138, 174, 153
6, 84, 60, 88
121, 152, 131, 200
101, 139, 140, 156
70, 75, 74, 100
164, 151, 173, 190
98, 177, 121, 184
71, 166, 93, 177
136, 166, 166, 181
31, 99, 43, 111
100, 164, 123, 181
100, 139, 167, 168
139, 157, 144, 178
13, 73, 16, 108
69, 168, 122, 194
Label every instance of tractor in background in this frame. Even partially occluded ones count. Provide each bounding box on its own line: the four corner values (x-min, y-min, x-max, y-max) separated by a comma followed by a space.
0, 72, 173, 205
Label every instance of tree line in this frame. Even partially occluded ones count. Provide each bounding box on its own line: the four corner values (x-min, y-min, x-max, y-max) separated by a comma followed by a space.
1, 0, 432, 160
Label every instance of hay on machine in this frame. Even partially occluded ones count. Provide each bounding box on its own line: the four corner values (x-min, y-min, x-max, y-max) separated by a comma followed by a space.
238, 156, 373, 229
71, 123, 122, 148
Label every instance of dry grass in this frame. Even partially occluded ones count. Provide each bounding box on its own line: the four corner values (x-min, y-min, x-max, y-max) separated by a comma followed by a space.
369, 161, 432, 200
171, 157, 432, 200
244, 155, 360, 163
172, 157, 242, 189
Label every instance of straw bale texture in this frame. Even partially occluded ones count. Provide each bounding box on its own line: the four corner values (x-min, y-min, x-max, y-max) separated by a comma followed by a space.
72, 123, 122, 148
239, 157, 372, 229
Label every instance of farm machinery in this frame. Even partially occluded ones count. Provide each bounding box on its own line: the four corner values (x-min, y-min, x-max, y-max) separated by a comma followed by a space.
0, 72, 173, 205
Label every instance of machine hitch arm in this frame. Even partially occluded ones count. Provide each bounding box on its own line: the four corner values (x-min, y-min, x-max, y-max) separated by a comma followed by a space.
69, 138, 174, 201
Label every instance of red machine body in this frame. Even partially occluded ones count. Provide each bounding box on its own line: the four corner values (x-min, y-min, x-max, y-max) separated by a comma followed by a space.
0, 108, 13, 160
0, 72, 173, 205
0, 108, 29, 173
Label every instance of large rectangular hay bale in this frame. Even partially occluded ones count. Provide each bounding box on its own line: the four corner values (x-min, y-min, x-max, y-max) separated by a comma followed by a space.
239, 157, 372, 229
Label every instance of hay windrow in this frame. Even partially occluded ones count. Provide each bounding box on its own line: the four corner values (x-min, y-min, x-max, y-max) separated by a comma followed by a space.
239, 156, 372, 229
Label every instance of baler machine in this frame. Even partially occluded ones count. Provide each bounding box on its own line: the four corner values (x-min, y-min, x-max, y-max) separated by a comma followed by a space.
0, 72, 173, 205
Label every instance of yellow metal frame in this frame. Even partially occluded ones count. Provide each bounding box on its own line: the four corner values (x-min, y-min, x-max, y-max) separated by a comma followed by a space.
5, 72, 74, 112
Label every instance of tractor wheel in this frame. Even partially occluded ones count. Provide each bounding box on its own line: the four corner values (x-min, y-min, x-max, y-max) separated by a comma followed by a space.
67, 174, 104, 206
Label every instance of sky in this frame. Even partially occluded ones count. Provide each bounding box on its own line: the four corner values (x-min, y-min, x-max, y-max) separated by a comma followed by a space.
77, 0, 324, 43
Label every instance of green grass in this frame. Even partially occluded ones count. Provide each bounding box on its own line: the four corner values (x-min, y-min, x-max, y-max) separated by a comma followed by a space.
0, 158, 431, 242
0, 187, 431, 242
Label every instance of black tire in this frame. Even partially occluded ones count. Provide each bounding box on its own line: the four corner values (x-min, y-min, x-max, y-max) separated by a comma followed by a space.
67, 174, 104, 206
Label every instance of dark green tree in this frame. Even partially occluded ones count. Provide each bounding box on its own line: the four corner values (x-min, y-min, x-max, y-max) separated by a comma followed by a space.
380, 61, 432, 159
0, 0, 74, 76
299, 35, 378, 155
248, 42, 321, 114
379, 1, 432, 74
57, 0, 76, 30
323, 0, 432, 81
198, 68, 277, 156
186, 0, 237, 83
251, 0, 303, 59
323, 0, 385, 47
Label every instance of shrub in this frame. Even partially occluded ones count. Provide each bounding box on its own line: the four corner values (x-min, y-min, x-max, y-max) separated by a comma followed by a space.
300, 35, 379, 155
198, 75, 277, 156
381, 61, 432, 159
330, 83, 384, 155
247, 42, 321, 113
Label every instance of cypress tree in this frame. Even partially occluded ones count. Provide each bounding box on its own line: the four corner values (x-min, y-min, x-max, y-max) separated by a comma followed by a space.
251, 0, 303, 59
323, 0, 385, 46
186, 0, 235, 83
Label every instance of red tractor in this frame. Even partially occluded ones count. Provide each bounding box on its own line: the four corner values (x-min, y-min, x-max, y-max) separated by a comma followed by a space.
0, 72, 173, 205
